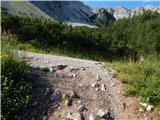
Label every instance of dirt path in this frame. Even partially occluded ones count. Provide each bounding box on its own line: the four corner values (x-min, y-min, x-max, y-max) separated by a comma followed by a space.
18, 51, 150, 120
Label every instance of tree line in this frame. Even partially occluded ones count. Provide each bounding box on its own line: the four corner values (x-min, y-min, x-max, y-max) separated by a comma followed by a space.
2, 10, 160, 60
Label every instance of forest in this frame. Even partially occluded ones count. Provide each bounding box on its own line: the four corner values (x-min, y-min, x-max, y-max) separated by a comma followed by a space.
2, 10, 160, 60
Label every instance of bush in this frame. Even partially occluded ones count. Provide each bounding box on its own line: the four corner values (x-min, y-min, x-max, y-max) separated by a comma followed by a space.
1, 50, 31, 120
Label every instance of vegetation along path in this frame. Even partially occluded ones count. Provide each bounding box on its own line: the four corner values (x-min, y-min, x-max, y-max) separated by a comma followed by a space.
19, 51, 151, 120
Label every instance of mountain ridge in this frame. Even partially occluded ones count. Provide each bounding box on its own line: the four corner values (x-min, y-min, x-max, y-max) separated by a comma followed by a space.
1, 1, 160, 27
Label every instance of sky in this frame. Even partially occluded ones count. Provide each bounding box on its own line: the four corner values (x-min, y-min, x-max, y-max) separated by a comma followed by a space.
82, 1, 160, 9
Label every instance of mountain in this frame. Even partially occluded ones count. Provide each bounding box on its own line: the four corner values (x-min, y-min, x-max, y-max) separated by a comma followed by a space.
1, 1, 51, 19
89, 8, 115, 26
30, 1, 93, 23
1, 1, 160, 27
93, 5, 160, 20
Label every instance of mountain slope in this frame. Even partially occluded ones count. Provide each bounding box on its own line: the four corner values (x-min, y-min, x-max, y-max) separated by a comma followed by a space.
30, 1, 93, 23
1, 1, 51, 19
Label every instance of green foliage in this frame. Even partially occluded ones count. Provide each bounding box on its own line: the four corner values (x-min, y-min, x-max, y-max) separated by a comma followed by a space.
1, 49, 31, 120
1, 11, 160, 61
110, 58, 160, 105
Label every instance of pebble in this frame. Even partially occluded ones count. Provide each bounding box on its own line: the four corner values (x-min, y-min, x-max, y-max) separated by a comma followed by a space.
81, 67, 85, 70
50, 90, 62, 101
146, 105, 153, 112
43, 116, 47, 120
95, 87, 99, 91
91, 83, 96, 87
97, 109, 106, 118
72, 74, 77, 78
101, 84, 106, 92
117, 90, 121, 94
32, 101, 38, 106
49, 67, 55, 72
65, 99, 72, 107
111, 83, 116, 87
67, 112, 83, 120
96, 75, 101, 81
139, 108, 144, 112
78, 104, 86, 113
89, 114, 95, 120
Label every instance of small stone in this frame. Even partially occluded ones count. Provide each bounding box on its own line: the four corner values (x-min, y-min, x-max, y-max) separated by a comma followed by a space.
70, 91, 80, 99
139, 108, 144, 112
89, 114, 95, 120
91, 83, 95, 87
49, 67, 55, 72
95, 87, 99, 91
67, 112, 83, 120
97, 109, 106, 118
76, 100, 82, 105
65, 99, 72, 107
57, 64, 67, 70
78, 104, 86, 113
96, 75, 101, 81
43, 116, 47, 120
72, 74, 77, 78
111, 83, 116, 87
50, 90, 62, 102
101, 84, 106, 92
79, 84, 83, 87
146, 105, 153, 112
123, 102, 127, 109
140, 102, 147, 108
32, 101, 38, 106
31, 118, 35, 120
81, 67, 85, 70
117, 90, 121, 94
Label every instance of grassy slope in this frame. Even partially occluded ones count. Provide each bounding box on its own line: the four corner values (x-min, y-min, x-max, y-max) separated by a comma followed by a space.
109, 59, 160, 118
3, 1, 51, 19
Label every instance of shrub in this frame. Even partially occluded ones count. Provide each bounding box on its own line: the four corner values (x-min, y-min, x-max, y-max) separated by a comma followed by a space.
1, 50, 31, 120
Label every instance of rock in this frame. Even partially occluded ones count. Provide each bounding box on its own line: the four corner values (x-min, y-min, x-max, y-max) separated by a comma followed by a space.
96, 75, 101, 81
97, 109, 106, 118
91, 83, 96, 87
81, 67, 85, 70
146, 105, 153, 112
49, 67, 55, 72
50, 90, 62, 101
57, 64, 67, 70
111, 83, 116, 87
44, 87, 50, 95
140, 102, 147, 108
89, 114, 95, 120
95, 87, 99, 91
76, 100, 82, 105
72, 74, 77, 78
65, 99, 72, 107
67, 112, 83, 120
32, 101, 38, 106
101, 84, 106, 91
43, 116, 47, 120
78, 104, 86, 113
91, 82, 100, 88
139, 108, 144, 112
70, 91, 80, 99
117, 90, 121, 94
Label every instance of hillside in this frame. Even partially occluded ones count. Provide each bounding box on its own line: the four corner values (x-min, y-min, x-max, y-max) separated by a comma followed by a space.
1, 1, 160, 27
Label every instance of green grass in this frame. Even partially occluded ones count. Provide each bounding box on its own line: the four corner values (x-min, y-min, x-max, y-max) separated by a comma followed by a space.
109, 59, 160, 106
1, 48, 31, 120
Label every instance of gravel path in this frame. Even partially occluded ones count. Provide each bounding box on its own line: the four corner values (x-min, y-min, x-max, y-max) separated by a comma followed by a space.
18, 51, 150, 120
